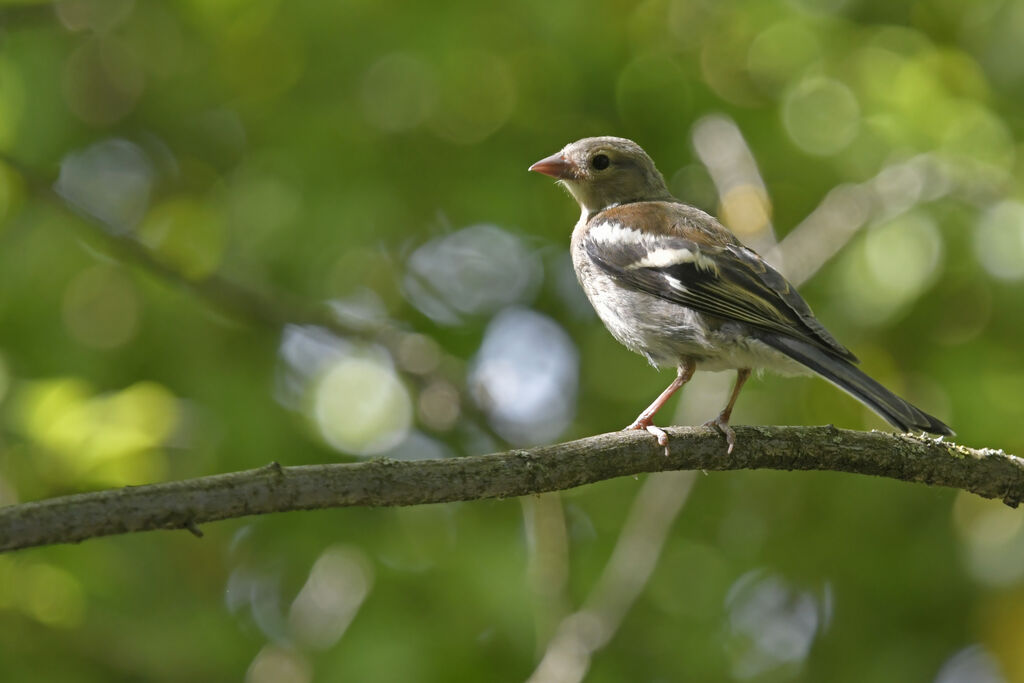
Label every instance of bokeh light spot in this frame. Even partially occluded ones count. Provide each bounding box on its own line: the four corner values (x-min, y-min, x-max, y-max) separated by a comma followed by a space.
701, 30, 762, 107
428, 51, 515, 145
941, 100, 1014, 171
56, 138, 155, 232
361, 53, 439, 133
974, 201, 1024, 281
889, 60, 946, 130
218, 11, 305, 103
246, 645, 311, 683
837, 211, 943, 325
227, 169, 302, 243
18, 562, 86, 628
138, 197, 227, 279
62, 265, 140, 350
313, 353, 413, 456
276, 326, 351, 411
725, 570, 830, 679
395, 333, 441, 376
864, 213, 942, 293
63, 35, 145, 125
782, 77, 860, 156
719, 184, 772, 239
403, 224, 541, 325
417, 380, 460, 432
288, 546, 372, 651
15, 378, 177, 486
469, 307, 577, 446
953, 492, 1024, 586
747, 20, 821, 87
934, 645, 1006, 683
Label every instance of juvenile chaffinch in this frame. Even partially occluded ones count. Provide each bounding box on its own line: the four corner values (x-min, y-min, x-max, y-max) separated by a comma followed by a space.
530, 136, 952, 454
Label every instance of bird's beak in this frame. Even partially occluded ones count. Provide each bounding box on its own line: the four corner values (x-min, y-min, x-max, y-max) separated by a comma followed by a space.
529, 152, 576, 180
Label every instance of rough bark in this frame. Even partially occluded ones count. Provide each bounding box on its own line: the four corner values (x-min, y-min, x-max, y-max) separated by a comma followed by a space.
1, 426, 1018, 552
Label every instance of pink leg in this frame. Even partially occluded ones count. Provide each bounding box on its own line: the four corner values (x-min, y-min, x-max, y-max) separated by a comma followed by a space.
703, 368, 751, 454
625, 360, 696, 455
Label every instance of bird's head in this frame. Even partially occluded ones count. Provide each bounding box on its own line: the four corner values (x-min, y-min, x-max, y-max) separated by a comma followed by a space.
529, 136, 673, 215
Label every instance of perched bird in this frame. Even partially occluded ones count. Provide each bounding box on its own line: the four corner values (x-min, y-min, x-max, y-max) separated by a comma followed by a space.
529, 136, 952, 454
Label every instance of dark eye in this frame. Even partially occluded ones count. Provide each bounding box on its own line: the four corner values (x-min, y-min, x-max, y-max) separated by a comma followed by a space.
592, 154, 610, 170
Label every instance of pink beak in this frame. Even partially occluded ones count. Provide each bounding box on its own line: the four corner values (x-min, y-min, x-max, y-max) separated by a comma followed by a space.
529, 152, 576, 180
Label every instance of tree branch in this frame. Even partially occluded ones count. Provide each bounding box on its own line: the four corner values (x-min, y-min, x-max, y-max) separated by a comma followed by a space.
0, 426, 1018, 553
0, 149, 381, 339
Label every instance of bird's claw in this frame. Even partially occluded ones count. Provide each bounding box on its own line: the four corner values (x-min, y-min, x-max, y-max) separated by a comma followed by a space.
704, 416, 736, 454
625, 419, 671, 456
645, 425, 670, 456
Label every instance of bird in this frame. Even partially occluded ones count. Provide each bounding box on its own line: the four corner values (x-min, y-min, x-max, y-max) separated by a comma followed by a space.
529, 136, 953, 454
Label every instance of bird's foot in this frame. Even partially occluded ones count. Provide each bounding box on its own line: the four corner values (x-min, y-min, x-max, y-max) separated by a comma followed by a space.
624, 418, 670, 456
703, 415, 736, 454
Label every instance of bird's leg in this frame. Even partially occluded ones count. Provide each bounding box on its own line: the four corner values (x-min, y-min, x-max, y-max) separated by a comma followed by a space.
704, 368, 751, 454
625, 360, 696, 455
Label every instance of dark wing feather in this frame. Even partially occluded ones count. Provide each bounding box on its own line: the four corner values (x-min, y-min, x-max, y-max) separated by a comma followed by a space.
722, 245, 856, 362
584, 224, 857, 362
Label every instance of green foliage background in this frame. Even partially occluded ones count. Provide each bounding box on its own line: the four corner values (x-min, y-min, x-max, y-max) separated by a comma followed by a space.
1, 0, 1023, 680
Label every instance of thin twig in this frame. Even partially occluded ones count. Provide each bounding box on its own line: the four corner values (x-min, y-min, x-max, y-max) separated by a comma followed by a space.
522, 493, 572, 651
0, 149, 506, 444
527, 471, 696, 683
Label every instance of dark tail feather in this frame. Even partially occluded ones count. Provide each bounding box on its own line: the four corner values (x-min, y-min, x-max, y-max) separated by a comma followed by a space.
759, 335, 954, 436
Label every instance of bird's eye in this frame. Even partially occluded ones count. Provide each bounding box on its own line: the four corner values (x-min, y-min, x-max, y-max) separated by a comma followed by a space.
592, 154, 610, 170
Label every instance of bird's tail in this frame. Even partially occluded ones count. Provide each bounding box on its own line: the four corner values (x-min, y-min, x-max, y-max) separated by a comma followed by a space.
758, 335, 954, 436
